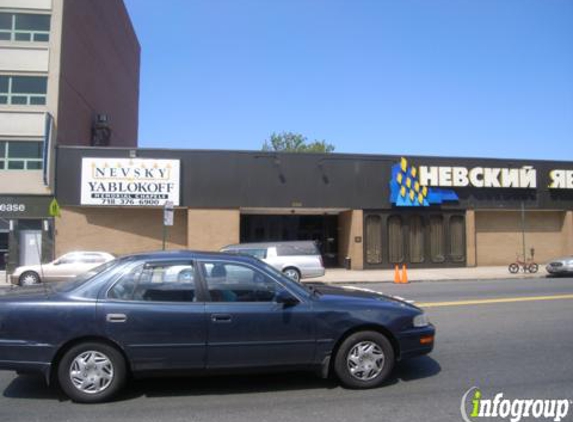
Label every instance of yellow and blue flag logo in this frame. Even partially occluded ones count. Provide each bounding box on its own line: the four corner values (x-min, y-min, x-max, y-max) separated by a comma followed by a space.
389, 157, 458, 207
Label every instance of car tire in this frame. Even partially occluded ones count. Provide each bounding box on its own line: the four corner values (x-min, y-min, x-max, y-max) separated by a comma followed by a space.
508, 263, 520, 274
334, 331, 395, 389
283, 267, 301, 282
57, 342, 127, 403
18, 271, 41, 286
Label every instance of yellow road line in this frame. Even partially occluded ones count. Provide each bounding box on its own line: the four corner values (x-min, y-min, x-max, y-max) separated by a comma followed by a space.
417, 294, 573, 308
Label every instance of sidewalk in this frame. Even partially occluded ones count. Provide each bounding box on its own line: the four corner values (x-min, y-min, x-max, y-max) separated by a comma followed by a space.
313, 265, 547, 284
1, 266, 546, 286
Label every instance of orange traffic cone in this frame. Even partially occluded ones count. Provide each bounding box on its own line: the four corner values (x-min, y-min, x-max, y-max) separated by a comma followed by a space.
401, 264, 408, 284
394, 265, 401, 284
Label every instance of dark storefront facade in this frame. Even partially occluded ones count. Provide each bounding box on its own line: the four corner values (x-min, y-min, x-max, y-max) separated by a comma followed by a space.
53, 146, 573, 270
0, 195, 55, 272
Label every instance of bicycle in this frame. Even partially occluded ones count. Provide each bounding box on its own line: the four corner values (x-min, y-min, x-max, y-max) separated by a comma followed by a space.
508, 253, 538, 274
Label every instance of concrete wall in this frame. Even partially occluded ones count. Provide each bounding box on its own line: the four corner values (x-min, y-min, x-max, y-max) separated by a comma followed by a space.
0, 0, 51, 9
466, 209, 476, 267
475, 210, 570, 265
55, 207, 187, 257
187, 209, 240, 251
338, 210, 364, 270
56, 0, 139, 147
0, 47, 49, 72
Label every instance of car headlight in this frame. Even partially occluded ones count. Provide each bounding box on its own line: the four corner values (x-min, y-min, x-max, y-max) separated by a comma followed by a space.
566, 260, 573, 266
413, 313, 430, 328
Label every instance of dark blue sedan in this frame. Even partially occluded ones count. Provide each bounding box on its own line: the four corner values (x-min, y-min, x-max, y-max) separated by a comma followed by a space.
0, 251, 435, 403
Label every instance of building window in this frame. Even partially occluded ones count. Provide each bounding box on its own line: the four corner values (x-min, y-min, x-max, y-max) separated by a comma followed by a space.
0, 13, 50, 42
429, 216, 445, 263
0, 141, 43, 170
388, 215, 404, 264
408, 215, 425, 263
449, 216, 466, 262
0, 76, 47, 105
365, 215, 382, 265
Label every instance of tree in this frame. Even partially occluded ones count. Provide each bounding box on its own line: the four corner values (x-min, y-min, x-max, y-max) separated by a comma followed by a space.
262, 132, 335, 153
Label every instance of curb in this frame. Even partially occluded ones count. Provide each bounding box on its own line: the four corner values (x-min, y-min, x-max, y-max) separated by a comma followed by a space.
309, 273, 545, 285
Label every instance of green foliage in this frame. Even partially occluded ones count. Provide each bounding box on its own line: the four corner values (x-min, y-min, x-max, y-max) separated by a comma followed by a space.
262, 132, 335, 153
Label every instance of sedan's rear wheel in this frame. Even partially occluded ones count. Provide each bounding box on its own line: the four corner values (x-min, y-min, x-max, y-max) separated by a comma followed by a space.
283, 267, 301, 282
57, 342, 126, 403
19, 271, 40, 286
334, 331, 395, 389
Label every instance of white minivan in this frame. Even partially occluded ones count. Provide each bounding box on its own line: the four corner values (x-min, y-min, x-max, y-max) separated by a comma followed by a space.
220, 241, 325, 282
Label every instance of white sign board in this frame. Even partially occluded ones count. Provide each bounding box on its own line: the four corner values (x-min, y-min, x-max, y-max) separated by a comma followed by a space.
81, 158, 180, 206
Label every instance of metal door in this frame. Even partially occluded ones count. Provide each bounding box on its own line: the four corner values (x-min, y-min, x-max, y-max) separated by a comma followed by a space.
18, 230, 42, 266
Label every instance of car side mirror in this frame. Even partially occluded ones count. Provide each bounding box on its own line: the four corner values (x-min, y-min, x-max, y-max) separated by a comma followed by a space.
275, 290, 299, 307
53, 260, 61, 265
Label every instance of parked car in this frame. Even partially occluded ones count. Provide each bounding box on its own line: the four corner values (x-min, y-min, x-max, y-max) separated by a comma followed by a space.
0, 250, 435, 403
220, 241, 325, 282
10, 251, 115, 286
546, 256, 573, 276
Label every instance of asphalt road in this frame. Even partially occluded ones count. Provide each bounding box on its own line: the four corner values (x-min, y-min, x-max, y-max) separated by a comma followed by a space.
1, 277, 573, 422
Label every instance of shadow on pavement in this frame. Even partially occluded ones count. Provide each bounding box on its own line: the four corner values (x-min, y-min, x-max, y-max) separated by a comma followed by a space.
2, 375, 65, 401
3, 356, 440, 402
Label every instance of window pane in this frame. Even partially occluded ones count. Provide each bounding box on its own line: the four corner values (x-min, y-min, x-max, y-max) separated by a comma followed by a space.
0, 161, 4, 170
138, 264, 196, 302
33, 33, 49, 42
409, 215, 424, 263
30, 96, 46, 105
450, 216, 465, 261
14, 32, 31, 41
429, 216, 445, 263
0, 96, 7, 104
8, 141, 43, 158
107, 265, 143, 300
11, 76, 47, 94
10, 96, 28, 105
26, 161, 42, 170
8, 161, 24, 169
202, 262, 278, 302
365, 215, 382, 264
0, 13, 11, 30
388, 216, 404, 263
0, 32, 11, 41
0, 77, 8, 92
15, 14, 50, 31
0, 141, 5, 156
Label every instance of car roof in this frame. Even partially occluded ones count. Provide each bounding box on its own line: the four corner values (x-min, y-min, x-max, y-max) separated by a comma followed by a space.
222, 241, 317, 249
118, 249, 257, 263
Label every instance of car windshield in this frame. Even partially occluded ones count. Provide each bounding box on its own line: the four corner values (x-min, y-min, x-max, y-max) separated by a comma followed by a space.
52, 259, 121, 293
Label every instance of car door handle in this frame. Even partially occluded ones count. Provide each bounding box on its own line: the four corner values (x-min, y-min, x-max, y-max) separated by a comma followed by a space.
211, 314, 232, 323
106, 313, 128, 323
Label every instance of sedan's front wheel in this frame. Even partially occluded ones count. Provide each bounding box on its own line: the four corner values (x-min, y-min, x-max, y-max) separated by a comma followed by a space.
19, 271, 40, 286
334, 331, 395, 389
57, 342, 126, 403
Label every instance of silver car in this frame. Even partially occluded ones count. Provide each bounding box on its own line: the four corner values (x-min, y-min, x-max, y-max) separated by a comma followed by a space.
546, 256, 573, 276
221, 241, 325, 282
11, 251, 115, 286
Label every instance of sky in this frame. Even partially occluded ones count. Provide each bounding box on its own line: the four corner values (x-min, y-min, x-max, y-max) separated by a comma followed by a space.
123, 0, 573, 160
